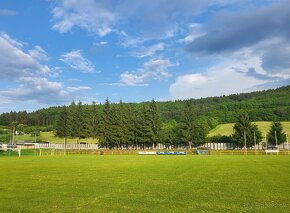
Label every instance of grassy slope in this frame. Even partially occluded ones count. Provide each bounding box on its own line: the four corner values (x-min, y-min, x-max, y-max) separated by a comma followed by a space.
15, 132, 98, 144
0, 155, 289, 213
209, 121, 290, 137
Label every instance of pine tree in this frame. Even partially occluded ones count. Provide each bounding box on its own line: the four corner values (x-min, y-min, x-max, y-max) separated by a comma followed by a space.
115, 101, 135, 149
55, 105, 69, 145
124, 105, 135, 148
9, 111, 18, 144
179, 102, 207, 149
148, 99, 161, 149
267, 121, 286, 145
68, 101, 77, 139
232, 113, 262, 148
192, 121, 207, 146
99, 98, 113, 148
135, 106, 153, 149
88, 101, 99, 140
68, 101, 88, 144
109, 103, 121, 148
132, 110, 142, 149
160, 120, 179, 148
75, 101, 87, 143
180, 102, 195, 149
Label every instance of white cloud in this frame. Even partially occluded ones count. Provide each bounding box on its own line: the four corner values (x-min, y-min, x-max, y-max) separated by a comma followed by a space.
97, 82, 148, 87
0, 33, 92, 105
178, 23, 204, 44
169, 69, 264, 100
119, 72, 146, 86
221, 38, 290, 79
51, 0, 239, 39
67, 86, 92, 92
119, 58, 176, 86
119, 31, 145, 48
169, 43, 290, 100
93, 41, 108, 47
28, 46, 49, 61
0, 33, 52, 80
0, 77, 92, 104
51, 0, 116, 37
60, 50, 96, 73
0, 95, 10, 104
170, 34, 290, 100
0, 77, 68, 104
132, 43, 165, 58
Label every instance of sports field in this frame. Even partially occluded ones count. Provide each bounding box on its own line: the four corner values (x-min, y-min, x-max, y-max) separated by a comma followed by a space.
0, 155, 289, 212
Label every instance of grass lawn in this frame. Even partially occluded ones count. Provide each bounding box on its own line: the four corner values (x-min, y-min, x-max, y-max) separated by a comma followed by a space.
0, 155, 289, 212
209, 121, 290, 137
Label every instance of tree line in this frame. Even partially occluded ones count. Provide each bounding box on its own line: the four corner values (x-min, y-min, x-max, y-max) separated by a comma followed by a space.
0, 86, 289, 148
55, 99, 208, 149
0, 100, 287, 148
0, 85, 290, 128
55, 100, 287, 149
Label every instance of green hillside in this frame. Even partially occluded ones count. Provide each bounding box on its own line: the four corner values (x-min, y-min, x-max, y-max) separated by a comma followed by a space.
1, 85, 290, 126
209, 121, 290, 137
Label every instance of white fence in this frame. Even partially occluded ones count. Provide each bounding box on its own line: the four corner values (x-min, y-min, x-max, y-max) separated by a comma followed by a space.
35, 143, 99, 150
203, 143, 289, 150
3, 142, 289, 150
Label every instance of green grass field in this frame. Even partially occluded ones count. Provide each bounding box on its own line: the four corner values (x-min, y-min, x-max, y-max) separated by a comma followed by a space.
209, 121, 290, 137
0, 155, 289, 212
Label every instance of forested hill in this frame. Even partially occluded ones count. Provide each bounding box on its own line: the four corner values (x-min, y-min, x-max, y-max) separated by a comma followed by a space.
0, 85, 290, 127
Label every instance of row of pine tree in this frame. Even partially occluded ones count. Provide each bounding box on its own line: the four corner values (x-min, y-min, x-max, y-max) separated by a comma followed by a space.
55, 99, 287, 149
55, 99, 208, 149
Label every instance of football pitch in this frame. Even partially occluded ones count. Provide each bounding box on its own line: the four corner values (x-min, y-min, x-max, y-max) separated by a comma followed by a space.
0, 155, 289, 212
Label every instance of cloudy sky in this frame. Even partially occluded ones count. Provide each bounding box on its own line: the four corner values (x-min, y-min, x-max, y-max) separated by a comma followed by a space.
0, 0, 289, 112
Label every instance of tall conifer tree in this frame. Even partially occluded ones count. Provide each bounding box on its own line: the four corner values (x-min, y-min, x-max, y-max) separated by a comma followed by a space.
99, 99, 113, 148
148, 99, 161, 149
88, 101, 99, 140
55, 105, 69, 145
267, 121, 286, 145
232, 113, 262, 147
180, 101, 196, 149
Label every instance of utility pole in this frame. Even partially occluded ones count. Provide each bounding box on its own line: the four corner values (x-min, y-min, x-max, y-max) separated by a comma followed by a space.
64, 137, 66, 155
275, 131, 278, 147
254, 131, 256, 154
265, 132, 267, 150
244, 130, 247, 155
275, 131, 278, 155
12, 127, 15, 145
10, 131, 12, 144
286, 132, 289, 155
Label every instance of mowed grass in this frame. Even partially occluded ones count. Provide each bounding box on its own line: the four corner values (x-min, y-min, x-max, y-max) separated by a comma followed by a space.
0, 155, 289, 212
209, 121, 290, 137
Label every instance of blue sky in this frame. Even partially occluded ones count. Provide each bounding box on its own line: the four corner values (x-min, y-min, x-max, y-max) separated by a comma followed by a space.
0, 0, 289, 113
